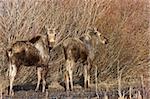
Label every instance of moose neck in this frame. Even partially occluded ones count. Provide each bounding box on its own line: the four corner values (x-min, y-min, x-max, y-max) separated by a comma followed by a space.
81, 34, 98, 52
35, 41, 45, 54
34, 39, 49, 59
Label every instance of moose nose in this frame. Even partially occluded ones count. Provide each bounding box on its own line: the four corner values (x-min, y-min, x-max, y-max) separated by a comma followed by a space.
105, 39, 108, 44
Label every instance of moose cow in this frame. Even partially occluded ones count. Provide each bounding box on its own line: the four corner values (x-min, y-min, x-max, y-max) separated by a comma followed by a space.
7, 27, 56, 95
62, 27, 108, 91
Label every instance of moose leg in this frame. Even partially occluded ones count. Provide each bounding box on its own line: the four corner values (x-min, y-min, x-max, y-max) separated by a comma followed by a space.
65, 71, 69, 91
65, 60, 70, 91
87, 75, 90, 88
41, 67, 47, 92
86, 58, 91, 88
69, 60, 74, 91
87, 64, 91, 88
35, 67, 42, 91
84, 65, 88, 89
69, 68, 73, 91
65, 59, 74, 91
9, 64, 17, 95
42, 76, 46, 92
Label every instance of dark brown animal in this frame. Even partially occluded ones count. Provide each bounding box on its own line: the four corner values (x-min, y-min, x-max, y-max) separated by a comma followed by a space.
7, 27, 56, 95
63, 28, 108, 91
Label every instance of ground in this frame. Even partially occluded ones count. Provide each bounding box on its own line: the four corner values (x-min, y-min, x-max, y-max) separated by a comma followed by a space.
3, 89, 117, 99
1, 83, 149, 99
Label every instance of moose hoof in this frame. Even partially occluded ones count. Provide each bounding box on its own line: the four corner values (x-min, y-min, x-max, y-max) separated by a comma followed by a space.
35, 88, 38, 92
9, 91, 14, 96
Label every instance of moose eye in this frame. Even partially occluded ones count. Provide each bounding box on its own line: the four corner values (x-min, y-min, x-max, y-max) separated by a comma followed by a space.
94, 32, 97, 35
8, 48, 12, 52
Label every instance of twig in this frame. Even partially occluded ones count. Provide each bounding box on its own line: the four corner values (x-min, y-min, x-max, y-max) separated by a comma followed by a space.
95, 66, 99, 98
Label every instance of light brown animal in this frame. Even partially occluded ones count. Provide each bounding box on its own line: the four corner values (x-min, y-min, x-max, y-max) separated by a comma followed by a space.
62, 28, 108, 91
6, 27, 56, 95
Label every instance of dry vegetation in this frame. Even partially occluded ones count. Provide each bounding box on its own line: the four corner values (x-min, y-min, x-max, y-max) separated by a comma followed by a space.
0, 0, 149, 98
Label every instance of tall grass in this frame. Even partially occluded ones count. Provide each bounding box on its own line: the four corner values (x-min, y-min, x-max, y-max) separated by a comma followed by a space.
0, 0, 149, 94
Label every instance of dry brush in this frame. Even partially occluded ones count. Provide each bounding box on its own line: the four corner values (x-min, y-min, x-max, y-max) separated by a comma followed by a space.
0, 0, 149, 96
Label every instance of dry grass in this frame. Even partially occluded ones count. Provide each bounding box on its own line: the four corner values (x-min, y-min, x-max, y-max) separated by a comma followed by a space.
0, 0, 149, 96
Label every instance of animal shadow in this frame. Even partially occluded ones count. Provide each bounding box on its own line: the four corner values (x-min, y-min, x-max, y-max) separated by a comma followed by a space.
8, 83, 48, 92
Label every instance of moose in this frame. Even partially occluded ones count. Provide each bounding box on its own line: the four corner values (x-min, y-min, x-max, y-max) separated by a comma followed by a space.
62, 27, 108, 91
6, 27, 56, 95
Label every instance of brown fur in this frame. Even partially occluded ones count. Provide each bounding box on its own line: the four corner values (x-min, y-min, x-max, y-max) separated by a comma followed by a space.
7, 39, 47, 95
7, 27, 57, 95
9, 41, 41, 66
63, 28, 108, 91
